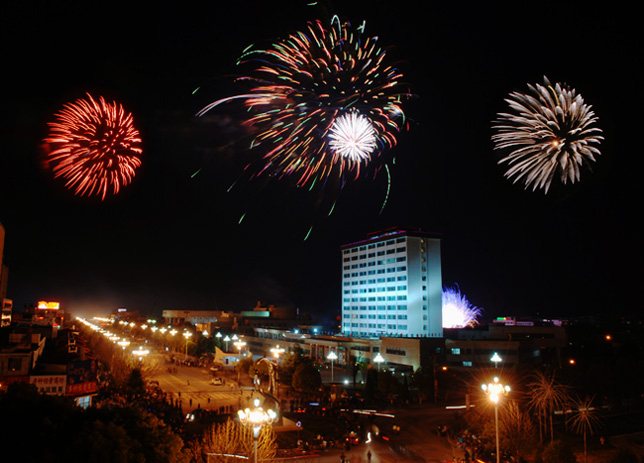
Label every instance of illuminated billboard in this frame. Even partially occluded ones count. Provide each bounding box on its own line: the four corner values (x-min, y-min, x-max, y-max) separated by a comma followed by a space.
37, 301, 60, 310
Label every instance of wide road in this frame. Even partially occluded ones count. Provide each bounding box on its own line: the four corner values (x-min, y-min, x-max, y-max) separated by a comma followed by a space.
146, 354, 466, 462
147, 354, 258, 413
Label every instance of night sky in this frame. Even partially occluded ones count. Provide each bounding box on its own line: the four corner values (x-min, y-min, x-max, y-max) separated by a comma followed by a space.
1, 1, 641, 322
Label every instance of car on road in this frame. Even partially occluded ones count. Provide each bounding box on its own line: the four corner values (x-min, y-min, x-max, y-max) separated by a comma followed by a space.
210, 377, 223, 385
344, 431, 359, 445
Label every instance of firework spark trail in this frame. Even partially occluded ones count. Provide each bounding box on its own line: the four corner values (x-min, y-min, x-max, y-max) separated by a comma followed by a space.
43, 94, 142, 200
198, 18, 409, 194
442, 285, 482, 328
492, 76, 603, 193
379, 163, 391, 215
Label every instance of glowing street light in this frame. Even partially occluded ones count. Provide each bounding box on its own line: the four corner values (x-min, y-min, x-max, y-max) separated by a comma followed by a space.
224, 335, 231, 352
117, 339, 130, 350
183, 331, 192, 361
482, 377, 511, 463
490, 352, 502, 368
238, 398, 277, 463
373, 352, 385, 371
234, 340, 247, 358
327, 350, 338, 383
268, 346, 285, 398
132, 346, 150, 361
270, 345, 285, 360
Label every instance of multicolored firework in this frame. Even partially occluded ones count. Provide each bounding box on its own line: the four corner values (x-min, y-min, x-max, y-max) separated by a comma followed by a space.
492, 76, 603, 193
43, 94, 143, 200
198, 17, 409, 191
442, 285, 482, 328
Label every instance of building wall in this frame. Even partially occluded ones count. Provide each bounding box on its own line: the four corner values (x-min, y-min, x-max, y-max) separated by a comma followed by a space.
340, 228, 443, 339
162, 309, 220, 326
445, 339, 520, 369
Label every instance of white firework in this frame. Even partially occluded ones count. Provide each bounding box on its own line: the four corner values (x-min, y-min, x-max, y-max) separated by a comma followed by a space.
442, 285, 482, 328
328, 111, 377, 162
492, 76, 603, 193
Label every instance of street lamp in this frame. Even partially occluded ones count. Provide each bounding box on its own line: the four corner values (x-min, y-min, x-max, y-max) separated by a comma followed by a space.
270, 345, 285, 360
118, 339, 130, 350
238, 398, 277, 463
327, 350, 338, 383
132, 346, 150, 362
373, 352, 385, 371
490, 352, 502, 369
224, 335, 231, 352
234, 340, 247, 358
482, 377, 511, 463
269, 346, 285, 397
183, 331, 192, 361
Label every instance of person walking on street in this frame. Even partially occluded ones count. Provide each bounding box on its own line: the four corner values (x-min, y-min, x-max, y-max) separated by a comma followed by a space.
367, 449, 372, 462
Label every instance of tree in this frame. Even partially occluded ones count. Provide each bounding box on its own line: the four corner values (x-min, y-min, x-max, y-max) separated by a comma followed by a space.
85, 405, 189, 463
292, 362, 322, 393
569, 396, 602, 463
351, 354, 368, 386
124, 367, 146, 398
528, 370, 572, 443
236, 356, 254, 383
498, 401, 537, 462
192, 418, 277, 463
278, 345, 306, 386
377, 369, 405, 403
0, 382, 189, 463
541, 440, 577, 463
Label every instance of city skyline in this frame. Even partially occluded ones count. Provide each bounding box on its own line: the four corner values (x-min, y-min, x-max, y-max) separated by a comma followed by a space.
1, 1, 640, 321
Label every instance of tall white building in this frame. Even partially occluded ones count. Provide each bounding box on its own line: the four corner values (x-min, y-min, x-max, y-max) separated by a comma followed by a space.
341, 228, 443, 338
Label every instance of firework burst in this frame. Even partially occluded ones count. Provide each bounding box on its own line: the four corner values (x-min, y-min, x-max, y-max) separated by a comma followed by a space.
442, 285, 482, 328
198, 17, 409, 191
43, 94, 143, 200
492, 76, 603, 193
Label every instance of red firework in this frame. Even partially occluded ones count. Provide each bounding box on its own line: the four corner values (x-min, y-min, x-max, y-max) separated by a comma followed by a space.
43, 93, 143, 200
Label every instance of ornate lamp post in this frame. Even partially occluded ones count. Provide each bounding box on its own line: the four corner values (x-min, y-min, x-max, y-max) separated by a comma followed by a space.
234, 340, 247, 356
117, 339, 130, 350
132, 346, 150, 362
238, 398, 277, 463
482, 377, 511, 463
327, 350, 338, 383
224, 335, 231, 352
